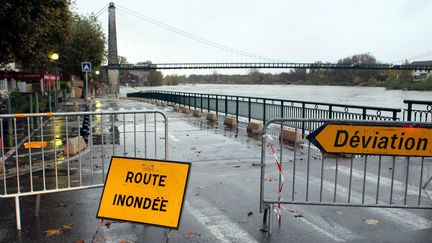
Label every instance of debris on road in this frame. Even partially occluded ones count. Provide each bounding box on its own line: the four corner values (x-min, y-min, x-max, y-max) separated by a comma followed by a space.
265, 176, 276, 182
363, 218, 379, 225
44, 229, 63, 236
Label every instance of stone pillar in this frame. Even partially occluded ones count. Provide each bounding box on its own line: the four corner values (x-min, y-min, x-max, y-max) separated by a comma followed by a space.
108, 2, 119, 94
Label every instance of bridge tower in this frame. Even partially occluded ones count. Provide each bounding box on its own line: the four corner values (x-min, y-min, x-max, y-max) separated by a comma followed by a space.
108, 2, 119, 94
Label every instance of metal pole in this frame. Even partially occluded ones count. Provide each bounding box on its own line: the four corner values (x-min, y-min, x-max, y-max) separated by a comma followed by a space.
15, 196, 21, 230
48, 89, 52, 112
85, 71, 89, 100
35, 93, 39, 113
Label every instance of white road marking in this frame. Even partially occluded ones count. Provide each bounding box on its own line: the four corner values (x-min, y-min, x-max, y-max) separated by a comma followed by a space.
215, 173, 360, 242
298, 218, 345, 242
329, 165, 432, 196
294, 172, 432, 230
298, 213, 361, 241
186, 197, 258, 243
168, 133, 181, 142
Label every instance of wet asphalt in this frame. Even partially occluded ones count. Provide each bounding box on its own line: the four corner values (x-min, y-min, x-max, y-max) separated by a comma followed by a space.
0, 96, 431, 243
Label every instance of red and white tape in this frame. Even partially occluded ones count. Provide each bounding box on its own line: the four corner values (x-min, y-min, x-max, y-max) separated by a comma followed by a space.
264, 134, 285, 219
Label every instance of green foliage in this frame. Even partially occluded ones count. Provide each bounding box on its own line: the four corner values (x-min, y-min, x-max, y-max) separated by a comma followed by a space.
0, 0, 71, 67
162, 75, 186, 85
7, 90, 51, 113
60, 80, 71, 93
385, 77, 432, 91
8, 89, 29, 113
60, 14, 106, 80
149, 71, 163, 86
37, 95, 49, 112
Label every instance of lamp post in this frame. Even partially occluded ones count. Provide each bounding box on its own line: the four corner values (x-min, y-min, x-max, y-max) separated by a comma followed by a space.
49, 52, 59, 111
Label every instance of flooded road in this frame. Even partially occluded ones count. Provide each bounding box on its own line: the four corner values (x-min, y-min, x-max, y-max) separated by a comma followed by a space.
0, 96, 431, 242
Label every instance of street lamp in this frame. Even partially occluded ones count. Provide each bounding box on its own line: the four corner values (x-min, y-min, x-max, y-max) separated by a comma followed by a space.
49, 53, 59, 61
95, 70, 100, 81
49, 52, 59, 110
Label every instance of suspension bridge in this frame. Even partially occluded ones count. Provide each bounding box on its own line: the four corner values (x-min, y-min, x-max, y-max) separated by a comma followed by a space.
95, 2, 432, 92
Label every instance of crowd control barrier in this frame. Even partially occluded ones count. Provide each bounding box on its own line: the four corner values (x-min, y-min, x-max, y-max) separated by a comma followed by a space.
259, 118, 432, 236
0, 110, 168, 230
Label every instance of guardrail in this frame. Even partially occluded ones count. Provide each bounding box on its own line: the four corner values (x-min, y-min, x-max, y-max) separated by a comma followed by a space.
128, 90, 401, 136
404, 100, 432, 122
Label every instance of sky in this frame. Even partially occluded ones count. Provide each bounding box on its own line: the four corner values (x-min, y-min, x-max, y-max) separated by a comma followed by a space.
73, 0, 432, 74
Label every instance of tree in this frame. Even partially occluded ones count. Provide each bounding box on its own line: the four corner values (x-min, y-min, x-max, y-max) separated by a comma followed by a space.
149, 71, 163, 86
331, 53, 380, 85
119, 56, 129, 64
0, 0, 71, 67
60, 14, 105, 80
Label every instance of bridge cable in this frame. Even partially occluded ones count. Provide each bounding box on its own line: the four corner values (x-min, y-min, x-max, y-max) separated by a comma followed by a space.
115, 5, 283, 63
392, 51, 432, 64
94, 4, 110, 19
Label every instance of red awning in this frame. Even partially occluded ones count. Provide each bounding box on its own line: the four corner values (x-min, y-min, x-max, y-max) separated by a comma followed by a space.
0, 71, 59, 81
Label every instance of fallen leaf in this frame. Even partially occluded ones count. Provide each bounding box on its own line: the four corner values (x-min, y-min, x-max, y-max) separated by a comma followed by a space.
182, 231, 201, 238
265, 176, 276, 182
44, 229, 63, 236
75, 240, 84, 243
62, 224, 73, 230
288, 208, 303, 218
247, 211, 253, 216
205, 221, 216, 226
57, 203, 67, 207
119, 241, 130, 243
240, 220, 249, 224
104, 221, 111, 227
363, 218, 379, 225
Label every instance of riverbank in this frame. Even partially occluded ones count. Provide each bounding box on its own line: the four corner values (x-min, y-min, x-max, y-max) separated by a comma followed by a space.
120, 84, 432, 109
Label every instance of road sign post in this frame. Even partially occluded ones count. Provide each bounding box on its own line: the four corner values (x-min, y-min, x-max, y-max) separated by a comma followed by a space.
82, 62, 92, 100
307, 123, 432, 156
97, 157, 191, 229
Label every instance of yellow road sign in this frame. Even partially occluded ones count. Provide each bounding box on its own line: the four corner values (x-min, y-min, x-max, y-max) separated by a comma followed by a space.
97, 157, 191, 229
307, 124, 432, 156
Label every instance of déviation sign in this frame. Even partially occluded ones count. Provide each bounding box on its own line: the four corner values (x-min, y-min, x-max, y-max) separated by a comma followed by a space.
307, 123, 432, 156
97, 157, 191, 229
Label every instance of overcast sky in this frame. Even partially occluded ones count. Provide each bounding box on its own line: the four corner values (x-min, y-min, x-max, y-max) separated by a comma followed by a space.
74, 0, 432, 73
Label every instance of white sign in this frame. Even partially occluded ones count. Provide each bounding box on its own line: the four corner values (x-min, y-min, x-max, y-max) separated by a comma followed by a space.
82, 62, 92, 72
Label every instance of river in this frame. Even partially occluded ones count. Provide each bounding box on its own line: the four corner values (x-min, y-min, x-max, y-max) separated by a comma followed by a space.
120, 84, 432, 109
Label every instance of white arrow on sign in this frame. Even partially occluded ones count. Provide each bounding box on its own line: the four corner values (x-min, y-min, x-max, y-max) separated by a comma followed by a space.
82, 62, 92, 72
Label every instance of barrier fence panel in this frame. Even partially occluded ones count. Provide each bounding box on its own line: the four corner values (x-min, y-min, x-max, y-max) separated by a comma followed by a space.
0, 110, 168, 230
259, 118, 432, 235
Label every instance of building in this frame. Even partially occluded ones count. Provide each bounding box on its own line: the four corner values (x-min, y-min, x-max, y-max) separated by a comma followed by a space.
411, 61, 432, 81
0, 71, 59, 94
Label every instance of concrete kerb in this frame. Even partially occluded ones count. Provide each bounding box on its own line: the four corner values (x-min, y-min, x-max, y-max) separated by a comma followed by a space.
182, 106, 190, 114
192, 109, 203, 117
207, 111, 217, 121
173, 104, 180, 112
223, 116, 237, 127
247, 121, 264, 134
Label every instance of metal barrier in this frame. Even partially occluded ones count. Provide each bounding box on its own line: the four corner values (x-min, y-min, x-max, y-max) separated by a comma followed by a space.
404, 100, 432, 122
128, 91, 401, 136
259, 118, 432, 235
0, 110, 168, 230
